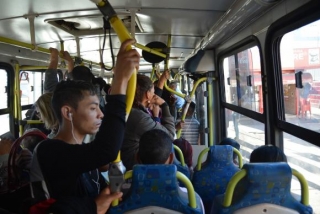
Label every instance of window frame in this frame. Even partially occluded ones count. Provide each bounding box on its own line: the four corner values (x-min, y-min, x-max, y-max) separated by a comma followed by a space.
0, 62, 15, 136
265, 0, 320, 147
218, 36, 265, 141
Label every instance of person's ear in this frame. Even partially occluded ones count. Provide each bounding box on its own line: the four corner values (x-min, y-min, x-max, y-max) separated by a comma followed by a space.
61, 106, 73, 121
167, 152, 174, 164
146, 90, 152, 101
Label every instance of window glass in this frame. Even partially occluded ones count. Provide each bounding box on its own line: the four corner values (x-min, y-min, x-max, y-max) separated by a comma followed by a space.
223, 55, 237, 105
223, 46, 263, 113
284, 133, 320, 213
0, 69, 8, 109
280, 20, 320, 133
20, 71, 42, 106
225, 109, 265, 163
0, 114, 10, 136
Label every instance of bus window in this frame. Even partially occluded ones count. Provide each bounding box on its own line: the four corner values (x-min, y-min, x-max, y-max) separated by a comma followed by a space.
0, 69, 7, 109
0, 115, 10, 136
225, 109, 265, 163
223, 46, 263, 113
20, 71, 42, 106
280, 19, 320, 132
0, 69, 9, 135
284, 133, 320, 212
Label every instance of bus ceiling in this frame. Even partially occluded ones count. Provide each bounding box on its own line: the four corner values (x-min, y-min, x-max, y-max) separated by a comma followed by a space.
0, 0, 283, 73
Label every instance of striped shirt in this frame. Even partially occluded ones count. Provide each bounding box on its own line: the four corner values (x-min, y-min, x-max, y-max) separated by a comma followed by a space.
178, 118, 200, 145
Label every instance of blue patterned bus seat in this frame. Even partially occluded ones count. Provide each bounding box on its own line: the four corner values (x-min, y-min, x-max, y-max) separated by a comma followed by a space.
211, 163, 313, 214
108, 164, 203, 214
192, 145, 240, 213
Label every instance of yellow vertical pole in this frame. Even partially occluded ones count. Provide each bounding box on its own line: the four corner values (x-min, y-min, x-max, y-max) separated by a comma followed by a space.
109, 16, 137, 120
207, 78, 214, 146
14, 64, 23, 136
108, 15, 137, 207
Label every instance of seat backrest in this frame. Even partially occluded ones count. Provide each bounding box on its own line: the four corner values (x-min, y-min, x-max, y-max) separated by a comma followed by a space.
192, 145, 240, 213
211, 163, 313, 214
7, 130, 47, 192
108, 164, 203, 214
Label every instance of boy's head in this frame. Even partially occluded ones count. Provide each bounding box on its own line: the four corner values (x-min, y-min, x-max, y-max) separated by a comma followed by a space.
52, 80, 104, 134
250, 145, 287, 163
137, 129, 173, 164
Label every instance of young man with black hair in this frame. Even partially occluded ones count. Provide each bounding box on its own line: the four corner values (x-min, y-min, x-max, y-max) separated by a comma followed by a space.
30, 39, 140, 214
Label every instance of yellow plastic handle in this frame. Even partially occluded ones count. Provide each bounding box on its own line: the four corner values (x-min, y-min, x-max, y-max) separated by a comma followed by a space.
173, 145, 186, 166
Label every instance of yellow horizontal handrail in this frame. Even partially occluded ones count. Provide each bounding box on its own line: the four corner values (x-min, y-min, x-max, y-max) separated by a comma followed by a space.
0, 36, 102, 68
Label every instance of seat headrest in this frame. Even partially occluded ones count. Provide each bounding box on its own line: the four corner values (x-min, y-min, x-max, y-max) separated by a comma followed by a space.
243, 162, 292, 187
206, 145, 235, 167
132, 164, 177, 191
231, 163, 293, 204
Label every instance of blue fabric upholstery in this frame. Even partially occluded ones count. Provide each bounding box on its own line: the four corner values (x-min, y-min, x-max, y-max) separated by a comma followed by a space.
211, 163, 313, 214
192, 145, 240, 213
108, 165, 203, 214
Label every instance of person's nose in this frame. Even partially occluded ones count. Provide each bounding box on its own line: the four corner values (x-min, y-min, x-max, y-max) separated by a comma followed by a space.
98, 107, 104, 119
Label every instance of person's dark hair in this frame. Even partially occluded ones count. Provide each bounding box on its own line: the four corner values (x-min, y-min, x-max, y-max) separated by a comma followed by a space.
92, 77, 107, 91
173, 138, 193, 168
250, 145, 287, 163
68, 66, 94, 82
138, 129, 173, 164
133, 74, 153, 107
219, 138, 240, 160
52, 80, 97, 123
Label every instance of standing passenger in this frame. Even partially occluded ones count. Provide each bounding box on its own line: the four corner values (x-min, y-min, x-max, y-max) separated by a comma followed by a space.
121, 74, 175, 170
30, 39, 140, 213
176, 102, 201, 145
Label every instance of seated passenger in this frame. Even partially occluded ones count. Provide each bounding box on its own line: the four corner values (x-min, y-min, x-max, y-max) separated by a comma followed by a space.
135, 129, 204, 211
173, 138, 193, 171
29, 39, 139, 213
176, 102, 201, 145
219, 138, 240, 165
250, 145, 287, 163
21, 128, 45, 153
121, 74, 175, 170
0, 135, 32, 194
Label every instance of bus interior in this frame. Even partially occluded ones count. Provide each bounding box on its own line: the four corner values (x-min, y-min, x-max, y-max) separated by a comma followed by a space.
0, 0, 319, 213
